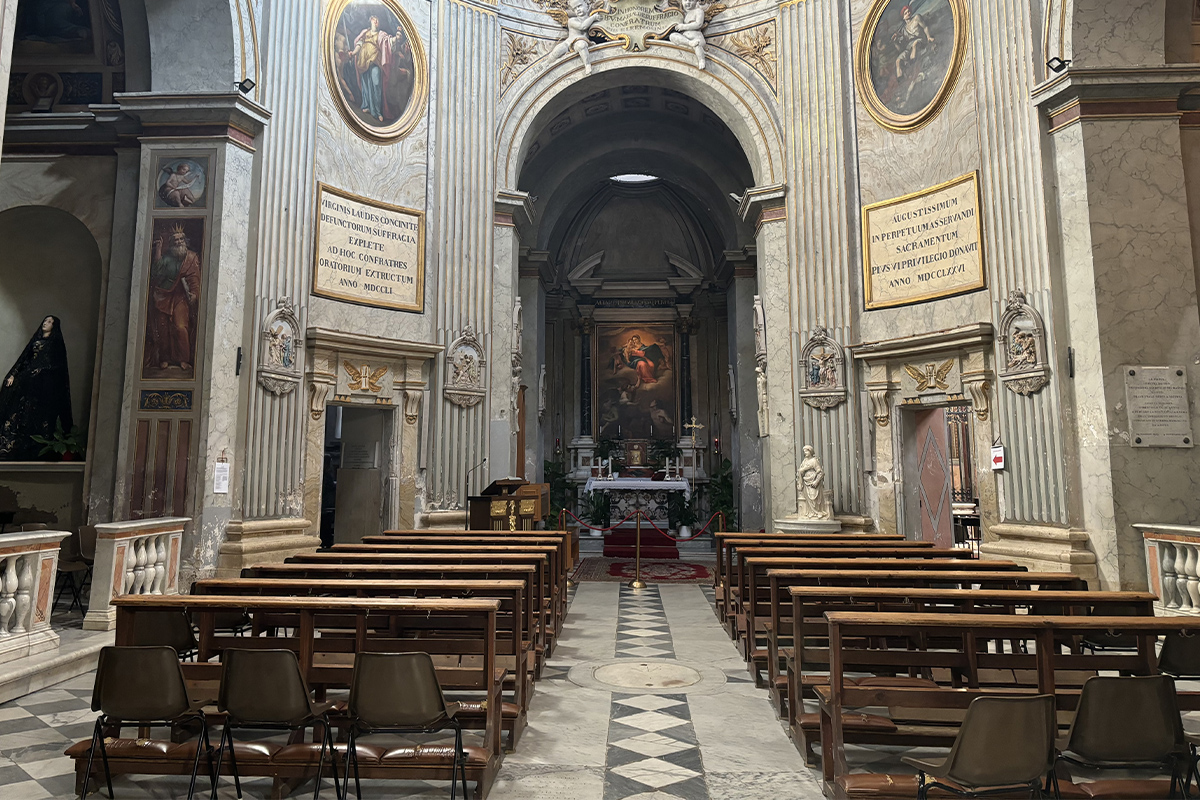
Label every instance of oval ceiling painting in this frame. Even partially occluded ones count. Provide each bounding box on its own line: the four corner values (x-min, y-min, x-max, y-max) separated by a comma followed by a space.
322, 0, 428, 143
855, 0, 968, 133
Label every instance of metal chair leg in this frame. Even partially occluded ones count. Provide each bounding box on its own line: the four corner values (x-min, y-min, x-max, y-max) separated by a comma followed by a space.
314, 722, 327, 800
96, 721, 115, 799
202, 723, 217, 794
210, 724, 228, 800
82, 718, 102, 799
186, 717, 206, 800
226, 726, 242, 800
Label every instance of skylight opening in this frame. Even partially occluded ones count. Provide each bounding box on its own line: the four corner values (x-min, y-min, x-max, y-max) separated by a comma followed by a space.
610, 174, 659, 184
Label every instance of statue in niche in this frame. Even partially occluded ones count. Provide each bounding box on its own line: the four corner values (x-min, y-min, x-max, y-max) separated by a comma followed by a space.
755, 363, 769, 436
796, 445, 833, 521
0, 316, 72, 461
547, 0, 611, 76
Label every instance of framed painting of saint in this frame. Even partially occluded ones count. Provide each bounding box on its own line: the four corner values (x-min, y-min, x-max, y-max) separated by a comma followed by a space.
322, 0, 429, 144
854, 0, 967, 132
140, 218, 205, 382
594, 324, 678, 441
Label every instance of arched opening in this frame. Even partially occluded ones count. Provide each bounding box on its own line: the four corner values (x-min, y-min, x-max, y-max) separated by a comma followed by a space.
515, 69, 763, 535
0, 205, 103, 435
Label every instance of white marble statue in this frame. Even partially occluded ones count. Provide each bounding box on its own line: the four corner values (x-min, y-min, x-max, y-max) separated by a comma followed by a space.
548, 0, 610, 76
755, 363, 769, 436
796, 445, 833, 520
668, 0, 712, 70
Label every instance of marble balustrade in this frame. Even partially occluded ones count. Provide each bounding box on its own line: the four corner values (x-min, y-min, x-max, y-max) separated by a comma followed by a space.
84, 517, 186, 631
1139, 524, 1200, 615
0, 530, 67, 664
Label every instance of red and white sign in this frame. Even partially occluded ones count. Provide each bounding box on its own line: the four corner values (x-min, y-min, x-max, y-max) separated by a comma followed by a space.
990, 445, 1006, 472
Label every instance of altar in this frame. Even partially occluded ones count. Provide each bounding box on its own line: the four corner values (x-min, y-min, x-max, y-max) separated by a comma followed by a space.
583, 477, 690, 530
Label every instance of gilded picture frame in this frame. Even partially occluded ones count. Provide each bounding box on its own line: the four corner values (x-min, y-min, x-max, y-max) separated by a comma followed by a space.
854, 0, 968, 133
321, 0, 429, 144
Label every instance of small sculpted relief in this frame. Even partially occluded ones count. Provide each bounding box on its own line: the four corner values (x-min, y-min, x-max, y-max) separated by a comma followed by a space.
546, 0, 612, 76
541, 0, 724, 72
798, 327, 846, 410
712, 22, 777, 90
997, 289, 1050, 396
258, 299, 302, 396
445, 327, 486, 408
501, 30, 554, 91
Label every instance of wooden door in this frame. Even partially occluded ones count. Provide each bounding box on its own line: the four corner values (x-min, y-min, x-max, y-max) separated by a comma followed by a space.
914, 408, 953, 548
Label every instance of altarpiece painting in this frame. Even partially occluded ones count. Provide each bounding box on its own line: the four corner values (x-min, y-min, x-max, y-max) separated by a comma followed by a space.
595, 324, 677, 441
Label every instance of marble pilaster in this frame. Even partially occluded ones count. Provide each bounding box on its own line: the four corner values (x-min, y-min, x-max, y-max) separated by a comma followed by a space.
739, 186, 793, 526
1039, 74, 1200, 589
114, 93, 269, 585
724, 253, 763, 531
0, 0, 17, 159
519, 264, 547, 482
491, 190, 532, 481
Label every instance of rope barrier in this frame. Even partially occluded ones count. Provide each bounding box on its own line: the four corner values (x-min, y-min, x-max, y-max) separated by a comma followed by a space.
557, 508, 727, 542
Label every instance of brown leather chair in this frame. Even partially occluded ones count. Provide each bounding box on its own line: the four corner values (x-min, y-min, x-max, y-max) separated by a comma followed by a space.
902, 694, 1058, 799
1057, 675, 1188, 796
83, 646, 215, 799
211, 648, 340, 800
343, 652, 469, 800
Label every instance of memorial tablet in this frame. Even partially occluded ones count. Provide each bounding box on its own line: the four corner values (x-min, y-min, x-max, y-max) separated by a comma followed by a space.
862, 172, 985, 310
313, 183, 425, 312
1124, 365, 1194, 448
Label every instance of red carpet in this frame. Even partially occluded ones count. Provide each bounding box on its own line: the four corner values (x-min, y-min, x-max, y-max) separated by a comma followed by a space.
601, 523, 680, 559
572, 557, 713, 583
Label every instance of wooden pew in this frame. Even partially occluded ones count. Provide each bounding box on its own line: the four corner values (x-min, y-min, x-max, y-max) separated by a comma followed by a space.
241, 563, 551, 667
766, 569, 1089, 719
723, 548, 983, 631
71, 595, 504, 799
729, 552, 997, 665
712, 533, 913, 617
192, 577, 533, 749
816, 612, 1200, 792
331, 542, 567, 632
287, 551, 561, 647
368, 529, 576, 571
782, 587, 1155, 762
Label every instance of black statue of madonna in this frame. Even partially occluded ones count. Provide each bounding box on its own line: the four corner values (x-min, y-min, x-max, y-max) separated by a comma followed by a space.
0, 316, 72, 461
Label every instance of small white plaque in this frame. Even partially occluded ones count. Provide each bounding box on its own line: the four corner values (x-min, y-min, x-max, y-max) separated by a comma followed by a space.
342, 443, 378, 469
1124, 366, 1194, 448
213, 462, 231, 494
990, 445, 1005, 471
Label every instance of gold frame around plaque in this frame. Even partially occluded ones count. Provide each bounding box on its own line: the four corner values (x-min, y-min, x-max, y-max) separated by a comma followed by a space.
321, 0, 429, 144
861, 171, 986, 310
854, 0, 968, 133
312, 182, 426, 312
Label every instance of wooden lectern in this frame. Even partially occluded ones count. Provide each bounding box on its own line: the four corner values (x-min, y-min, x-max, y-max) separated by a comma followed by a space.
467, 479, 550, 531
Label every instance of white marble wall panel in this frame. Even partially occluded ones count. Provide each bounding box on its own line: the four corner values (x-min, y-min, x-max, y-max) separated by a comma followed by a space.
145, 0, 240, 93
1069, 0, 1167, 68
0, 0, 18, 155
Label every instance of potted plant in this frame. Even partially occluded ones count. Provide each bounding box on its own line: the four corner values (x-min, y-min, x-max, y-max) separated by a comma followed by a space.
707, 458, 738, 532
31, 420, 87, 462
543, 459, 574, 529
667, 491, 697, 537
583, 490, 611, 535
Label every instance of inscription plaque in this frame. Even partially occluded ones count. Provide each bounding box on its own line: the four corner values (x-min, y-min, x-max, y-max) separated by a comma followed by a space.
862, 172, 985, 310
1124, 366, 1194, 448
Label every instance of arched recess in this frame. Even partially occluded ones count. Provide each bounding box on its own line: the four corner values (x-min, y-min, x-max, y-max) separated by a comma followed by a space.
0, 206, 103, 433
498, 48, 784, 192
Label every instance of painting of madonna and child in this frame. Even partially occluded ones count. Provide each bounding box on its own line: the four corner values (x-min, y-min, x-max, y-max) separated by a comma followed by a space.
595, 324, 678, 442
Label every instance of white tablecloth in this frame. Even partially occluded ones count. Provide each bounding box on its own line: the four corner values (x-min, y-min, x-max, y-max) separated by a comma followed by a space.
584, 477, 691, 500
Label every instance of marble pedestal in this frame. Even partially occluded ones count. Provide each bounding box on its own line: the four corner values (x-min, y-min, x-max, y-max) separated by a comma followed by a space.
216, 517, 318, 578
773, 517, 843, 534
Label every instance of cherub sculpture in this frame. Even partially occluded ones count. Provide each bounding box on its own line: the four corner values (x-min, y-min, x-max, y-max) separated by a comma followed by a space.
660, 0, 724, 69
547, 0, 611, 76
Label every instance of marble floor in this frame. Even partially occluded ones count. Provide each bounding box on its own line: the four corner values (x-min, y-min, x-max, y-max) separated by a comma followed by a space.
0, 579, 831, 799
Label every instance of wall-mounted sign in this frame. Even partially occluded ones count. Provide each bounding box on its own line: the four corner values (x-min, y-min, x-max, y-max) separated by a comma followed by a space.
313, 183, 425, 312
862, 172, 985, 310
1125, 366, 1194, 448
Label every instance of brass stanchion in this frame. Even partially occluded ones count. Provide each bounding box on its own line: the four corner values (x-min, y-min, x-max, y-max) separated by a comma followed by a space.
563, 509, 576, 588
628, 511, 646, 589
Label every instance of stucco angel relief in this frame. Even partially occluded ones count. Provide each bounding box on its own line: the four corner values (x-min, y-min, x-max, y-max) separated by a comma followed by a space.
544, 0, 611, 75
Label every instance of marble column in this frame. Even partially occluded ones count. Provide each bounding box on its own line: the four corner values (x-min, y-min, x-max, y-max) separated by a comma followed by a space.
114, 93, 269, 585
739, 186, 794, 526
1039, 75, 1200, 589
724, 250, 764, 531
490, 190, 532, 481
519, 260, 547, 481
